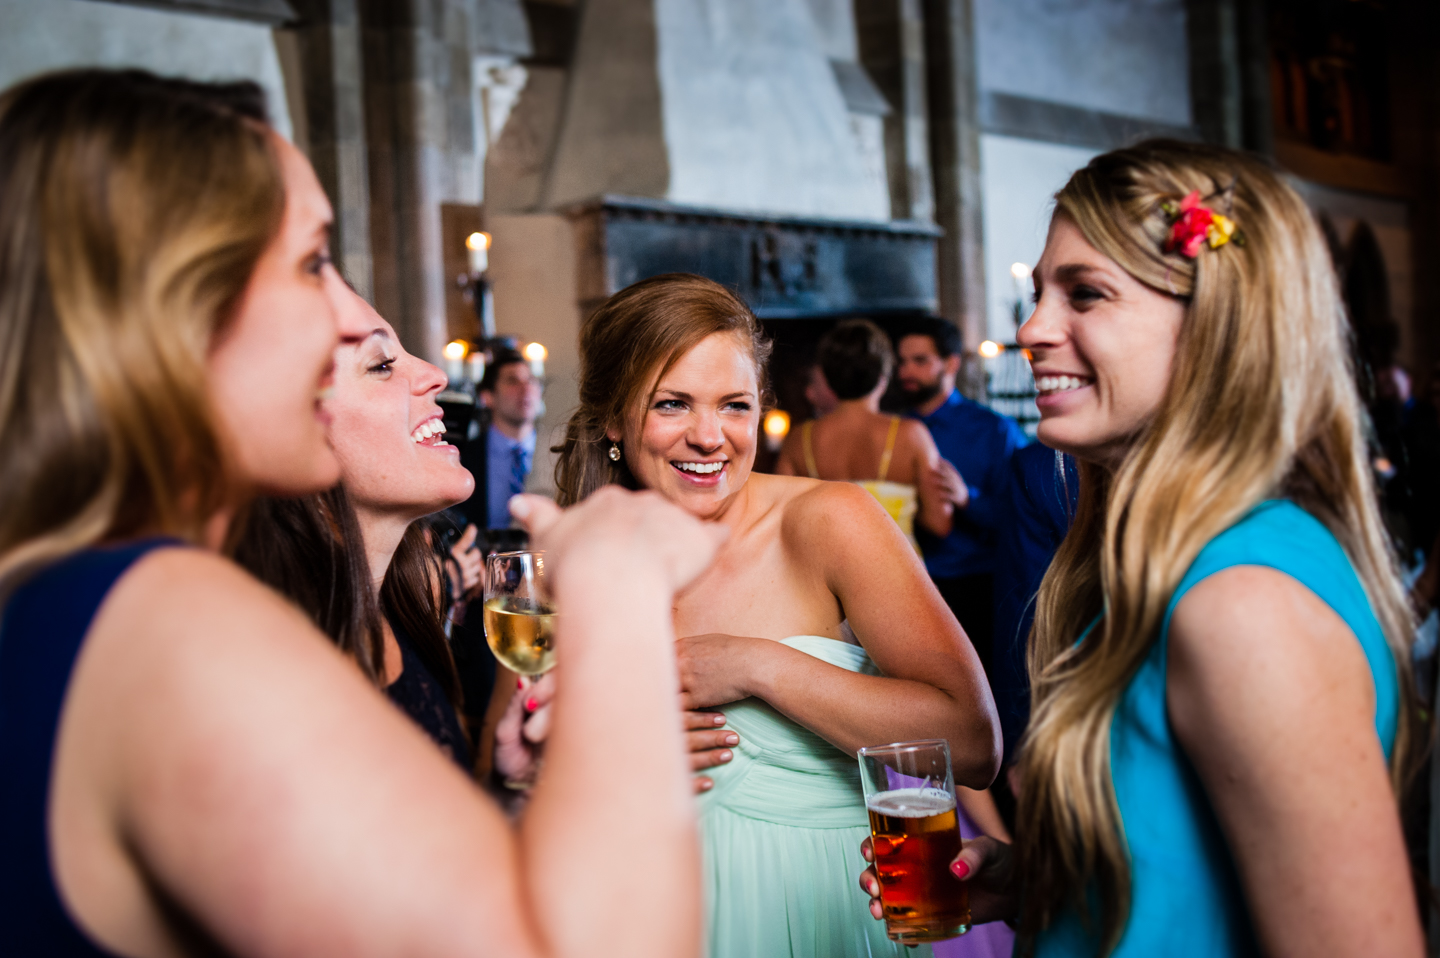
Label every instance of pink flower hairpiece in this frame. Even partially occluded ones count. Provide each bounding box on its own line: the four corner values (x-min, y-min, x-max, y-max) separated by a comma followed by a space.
1160, 190, 1242, 258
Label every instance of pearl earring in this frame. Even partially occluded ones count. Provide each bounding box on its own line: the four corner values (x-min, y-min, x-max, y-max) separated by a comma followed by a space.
608, 442, 621, 462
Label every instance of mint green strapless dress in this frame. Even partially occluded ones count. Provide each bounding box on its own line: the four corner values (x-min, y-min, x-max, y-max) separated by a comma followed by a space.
698, 635, 926, 958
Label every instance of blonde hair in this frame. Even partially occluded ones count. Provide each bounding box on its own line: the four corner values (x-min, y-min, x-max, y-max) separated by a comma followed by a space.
1014, 139, 1416, 952
0, 69, 284, 592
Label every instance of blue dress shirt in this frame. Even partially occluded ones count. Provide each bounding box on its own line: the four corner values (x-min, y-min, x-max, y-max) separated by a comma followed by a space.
485, 424, 535, 529
909, 390, 1027, 578
991, 442, 1078, 764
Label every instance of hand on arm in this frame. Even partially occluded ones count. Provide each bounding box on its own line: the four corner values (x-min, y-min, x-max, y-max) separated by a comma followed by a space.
1168, 567, 1423, 958
918, 458, 968, 538
493, 671, 739, 796
908, 423, 958, 538
680, 484, 1000, 785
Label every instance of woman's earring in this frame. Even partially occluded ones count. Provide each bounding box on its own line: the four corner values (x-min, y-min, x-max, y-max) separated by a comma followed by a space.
608, 442, 622, 462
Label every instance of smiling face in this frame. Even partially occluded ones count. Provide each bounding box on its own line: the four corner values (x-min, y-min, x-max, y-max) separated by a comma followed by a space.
207, 135, 351, 497
326, 288, 475, 522
611, 332, 761, 520
1018, 214, 1187, 467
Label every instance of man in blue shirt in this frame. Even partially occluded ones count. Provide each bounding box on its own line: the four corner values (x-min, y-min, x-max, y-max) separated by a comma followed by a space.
896, 318, 1027, 672
479, 347, 541, 528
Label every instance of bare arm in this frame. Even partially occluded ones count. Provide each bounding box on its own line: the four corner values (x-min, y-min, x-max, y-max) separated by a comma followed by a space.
677, 483, 1000, 786
774, 430, 802, 477
59, 489, 721, 958
1168, 567, 1422, 958
905, 421, 954, 538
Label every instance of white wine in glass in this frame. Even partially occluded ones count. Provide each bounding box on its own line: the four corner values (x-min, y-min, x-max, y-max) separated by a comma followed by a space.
484, 551, 556, 676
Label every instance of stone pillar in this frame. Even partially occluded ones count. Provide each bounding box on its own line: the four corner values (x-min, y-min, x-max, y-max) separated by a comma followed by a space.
856, 0, 936, 222
359, 0, 528, 361
1185, 0, 1272, 154
286, 0, 374, 299
923, 0, 986, 352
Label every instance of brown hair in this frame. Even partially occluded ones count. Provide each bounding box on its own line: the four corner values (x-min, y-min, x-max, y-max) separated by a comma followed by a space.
817, 317, 894, 400
553, 273, 772, 505
0, 69, 283, 592
1015, 139, 1416, 953
232, 489, 463, 710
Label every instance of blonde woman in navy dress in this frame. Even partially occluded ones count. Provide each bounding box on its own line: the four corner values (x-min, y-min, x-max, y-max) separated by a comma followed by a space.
0, 68, 718, 957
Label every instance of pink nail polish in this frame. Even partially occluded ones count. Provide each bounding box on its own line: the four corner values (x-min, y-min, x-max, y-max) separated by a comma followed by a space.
951, 860, 970, 879
724, 734, 739, 745
525, 697, 538, 712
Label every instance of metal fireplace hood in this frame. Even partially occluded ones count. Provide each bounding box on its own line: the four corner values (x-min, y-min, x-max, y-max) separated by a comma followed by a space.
567, 195, 942, 319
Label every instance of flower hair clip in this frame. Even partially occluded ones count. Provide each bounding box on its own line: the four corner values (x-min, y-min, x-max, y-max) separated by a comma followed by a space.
1160, 190, 1243, 258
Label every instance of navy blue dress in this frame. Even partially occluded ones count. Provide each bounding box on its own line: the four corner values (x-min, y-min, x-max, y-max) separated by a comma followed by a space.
385, 619, 472, 771
1, 541, 175, 957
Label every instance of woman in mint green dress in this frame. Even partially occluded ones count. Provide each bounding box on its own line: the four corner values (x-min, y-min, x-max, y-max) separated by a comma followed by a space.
860, 140, 1424, 956
553, 273, 1002, 958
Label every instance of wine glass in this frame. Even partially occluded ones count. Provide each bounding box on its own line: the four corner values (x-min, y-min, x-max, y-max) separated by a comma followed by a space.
483, 551, 557, 675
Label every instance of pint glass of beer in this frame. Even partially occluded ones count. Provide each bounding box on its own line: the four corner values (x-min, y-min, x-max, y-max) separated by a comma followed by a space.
857, 739, 970, 943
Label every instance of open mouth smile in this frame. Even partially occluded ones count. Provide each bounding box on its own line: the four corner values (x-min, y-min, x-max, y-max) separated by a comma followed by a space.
672, 460, 727, 482
1034, 374, 1094, 396
410, 417, 450, 447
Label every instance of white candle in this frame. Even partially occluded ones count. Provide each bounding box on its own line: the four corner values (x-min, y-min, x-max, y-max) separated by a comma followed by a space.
523, 341, 547, 379
466, 231, 490, 274
443, 341, 467, 386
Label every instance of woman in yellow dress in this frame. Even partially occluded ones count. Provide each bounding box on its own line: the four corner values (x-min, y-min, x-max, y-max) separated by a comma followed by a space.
777, 319, 954, 551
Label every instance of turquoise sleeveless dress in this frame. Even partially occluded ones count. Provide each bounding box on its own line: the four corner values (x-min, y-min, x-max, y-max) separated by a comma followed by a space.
1035, 500, 1400, 957
699, 635, 925, 958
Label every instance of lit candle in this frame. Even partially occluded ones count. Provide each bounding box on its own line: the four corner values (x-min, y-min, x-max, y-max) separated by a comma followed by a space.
523, 341, 547, 378
979, 340, 1003, 359
443, 340, 467, 385
466, 351, 486, 385
466, 231, 491, 274
762, 409, 791, 453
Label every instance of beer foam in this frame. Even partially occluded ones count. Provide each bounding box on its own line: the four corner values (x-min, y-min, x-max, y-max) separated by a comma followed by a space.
866, 787, 956, 817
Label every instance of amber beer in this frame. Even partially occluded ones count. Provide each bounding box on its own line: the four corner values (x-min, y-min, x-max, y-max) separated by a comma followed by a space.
857, 739, 969, 943
866, 788, 970, 942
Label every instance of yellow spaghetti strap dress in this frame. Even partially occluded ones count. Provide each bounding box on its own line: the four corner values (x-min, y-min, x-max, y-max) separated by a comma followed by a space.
801, 417, 921, 553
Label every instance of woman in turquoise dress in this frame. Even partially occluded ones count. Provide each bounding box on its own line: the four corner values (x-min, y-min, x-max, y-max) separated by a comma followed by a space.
553, 273, 1002, 958
859, 140, 1424, 956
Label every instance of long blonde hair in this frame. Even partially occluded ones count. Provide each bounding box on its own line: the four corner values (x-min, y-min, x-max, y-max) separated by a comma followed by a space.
0, 69, 284, 593
1014, 139, 1416, 952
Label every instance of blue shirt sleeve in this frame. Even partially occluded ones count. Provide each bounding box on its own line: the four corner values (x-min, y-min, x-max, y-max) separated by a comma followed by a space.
958, 419, 1028, 532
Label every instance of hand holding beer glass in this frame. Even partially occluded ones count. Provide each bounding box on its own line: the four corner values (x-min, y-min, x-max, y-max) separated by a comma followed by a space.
484, 551, 557, 675
858, 739, 970, 943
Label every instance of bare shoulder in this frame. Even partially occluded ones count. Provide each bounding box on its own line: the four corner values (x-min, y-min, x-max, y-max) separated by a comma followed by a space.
895, 417, 938, 459
97, 545, 331, 660
1168, 565, 1375, 729
765, 474, 896, 552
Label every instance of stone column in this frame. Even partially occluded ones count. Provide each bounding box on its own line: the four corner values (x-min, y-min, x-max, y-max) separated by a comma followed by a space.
1185, 0, 1272, 154
856, 0, 936, 222
923, 0, 986, 353
286, 0, 374, 298
359, 0, 528, 361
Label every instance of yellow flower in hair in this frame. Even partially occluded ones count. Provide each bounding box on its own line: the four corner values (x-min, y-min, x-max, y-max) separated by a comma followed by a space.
1206, 214, 1237, 250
